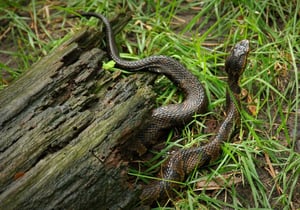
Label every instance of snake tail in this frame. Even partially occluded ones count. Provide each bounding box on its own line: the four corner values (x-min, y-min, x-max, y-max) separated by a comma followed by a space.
74, 12, 208, 155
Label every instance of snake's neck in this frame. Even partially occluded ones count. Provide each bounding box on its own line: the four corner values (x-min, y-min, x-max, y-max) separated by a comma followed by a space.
201, 90, 240, 164
216, 90, 240, 142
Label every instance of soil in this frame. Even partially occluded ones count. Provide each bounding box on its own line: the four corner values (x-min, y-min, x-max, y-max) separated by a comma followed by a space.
0, 1, 299, 209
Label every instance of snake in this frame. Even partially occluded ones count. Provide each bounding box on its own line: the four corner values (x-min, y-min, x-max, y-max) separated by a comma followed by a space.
71, 12, 249, 205
140, 39, 249, 204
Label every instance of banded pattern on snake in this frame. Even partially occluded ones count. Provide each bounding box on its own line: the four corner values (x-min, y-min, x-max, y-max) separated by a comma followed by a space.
72, 12, 249, 205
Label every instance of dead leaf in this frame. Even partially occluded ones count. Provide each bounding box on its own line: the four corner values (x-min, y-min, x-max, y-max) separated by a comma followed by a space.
195, 171, 243, 191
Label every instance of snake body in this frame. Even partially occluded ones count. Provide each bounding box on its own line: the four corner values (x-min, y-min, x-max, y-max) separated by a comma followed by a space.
75, 12, 208, 154
73, 13, 249, 204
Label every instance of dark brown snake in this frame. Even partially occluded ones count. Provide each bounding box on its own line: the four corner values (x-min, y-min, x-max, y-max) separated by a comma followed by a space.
72, 12, 249, 205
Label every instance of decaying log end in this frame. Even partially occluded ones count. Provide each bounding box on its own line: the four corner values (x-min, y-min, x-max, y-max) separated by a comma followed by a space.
0, 13, 156, 209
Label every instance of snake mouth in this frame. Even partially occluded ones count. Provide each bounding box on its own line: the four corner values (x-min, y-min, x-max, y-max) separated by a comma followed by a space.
231, 39, 250, 63
236, 40, 250, 53
233, 39, 250, 70
223, 40, 249, 116
225, 40, 250, 88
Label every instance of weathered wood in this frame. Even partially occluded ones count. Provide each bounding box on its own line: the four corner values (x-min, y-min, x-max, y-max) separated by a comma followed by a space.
0, 14, 156, 209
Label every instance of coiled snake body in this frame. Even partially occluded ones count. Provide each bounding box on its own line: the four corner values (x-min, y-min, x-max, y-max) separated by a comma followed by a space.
74, 13, 249, 204
75, 13, 208, 154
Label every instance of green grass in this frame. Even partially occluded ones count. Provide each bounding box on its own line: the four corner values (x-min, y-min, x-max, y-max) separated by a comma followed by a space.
1, 0, 299, 209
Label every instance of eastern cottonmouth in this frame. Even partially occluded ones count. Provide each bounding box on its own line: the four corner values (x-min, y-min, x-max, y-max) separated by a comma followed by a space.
71, 12, 249, 204
140, 39, 249, 203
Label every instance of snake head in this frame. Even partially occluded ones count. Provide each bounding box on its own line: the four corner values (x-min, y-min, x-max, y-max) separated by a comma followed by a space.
225, 39, 250, 93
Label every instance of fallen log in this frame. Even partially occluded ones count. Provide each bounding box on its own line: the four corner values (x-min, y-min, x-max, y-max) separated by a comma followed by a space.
0, 13, 156, 209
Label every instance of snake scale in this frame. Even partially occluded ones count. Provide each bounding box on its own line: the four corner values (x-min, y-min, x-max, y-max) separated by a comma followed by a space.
72, 12, 249, 205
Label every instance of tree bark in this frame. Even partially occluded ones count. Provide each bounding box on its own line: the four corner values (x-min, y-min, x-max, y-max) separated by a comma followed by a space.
0, 13, 156, 210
